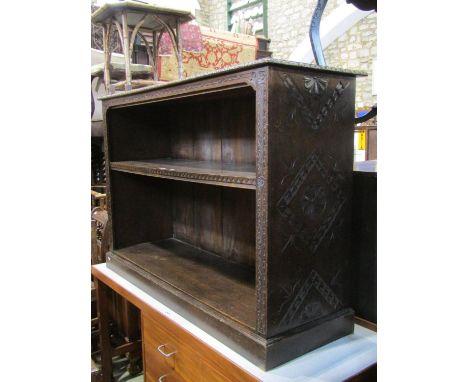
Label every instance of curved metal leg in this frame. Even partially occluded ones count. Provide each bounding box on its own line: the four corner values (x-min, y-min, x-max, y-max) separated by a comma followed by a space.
309, 0, 378, 124
309, 0, 328, 66
355, 104, 377, 124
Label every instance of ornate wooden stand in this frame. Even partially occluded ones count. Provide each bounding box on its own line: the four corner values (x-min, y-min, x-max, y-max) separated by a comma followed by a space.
92, 2, 194, 93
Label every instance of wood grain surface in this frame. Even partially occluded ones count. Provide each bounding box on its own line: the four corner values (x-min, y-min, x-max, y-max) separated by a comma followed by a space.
111, 158, 256, 189
114, 238, 256, 329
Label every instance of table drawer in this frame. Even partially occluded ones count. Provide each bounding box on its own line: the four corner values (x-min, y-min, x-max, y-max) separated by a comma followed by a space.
144, 343, 180, 382
143, 313, 200, 382
143, 310, 259, 382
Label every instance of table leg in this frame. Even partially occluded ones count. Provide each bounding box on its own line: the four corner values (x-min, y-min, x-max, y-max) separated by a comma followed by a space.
95, 278, 113, 382
123, 300, 142, 375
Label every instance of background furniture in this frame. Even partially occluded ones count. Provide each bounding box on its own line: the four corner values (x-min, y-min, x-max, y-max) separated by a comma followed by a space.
91, 358, 102, 382
228, 0, 268, 37
355, 116, 377, 161
92, 205, 109, 359
91, 1, 194, 93
101, 58, 364, 369
351, 163, 377, 328
93, 263, 377, 382
91, 206, 110, 265
91, 206, 142, 378
158, 26, 262, 81
91, 26, 270, 91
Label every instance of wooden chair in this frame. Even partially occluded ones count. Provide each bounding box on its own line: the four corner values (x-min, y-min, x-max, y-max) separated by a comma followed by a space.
92, 206, 110, 265
91, 203, 142, 381
92, 206, 110, 363
91, 358, 103, 382
91, 189, 107, 211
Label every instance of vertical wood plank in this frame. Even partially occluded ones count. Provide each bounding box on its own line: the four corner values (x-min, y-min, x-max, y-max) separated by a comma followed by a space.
191, 99, 223, 255
152, 30, 159, 81
173, 181, 195, 243
171, 103, 194, 160
221, 96, 255, 165
176, 18, 183, 79
193, 184, 223, 255
193, 100, 222, 162
122, 11, 132, 91
122, 300, 142, 374
103, 21, 112, 94
222, 188, 256, 267
95, 279, 113, 382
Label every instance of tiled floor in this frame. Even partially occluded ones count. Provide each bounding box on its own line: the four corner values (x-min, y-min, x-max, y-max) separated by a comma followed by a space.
95, 355, 144, 382
115, 356, 144, 382
115, 371, 144, 382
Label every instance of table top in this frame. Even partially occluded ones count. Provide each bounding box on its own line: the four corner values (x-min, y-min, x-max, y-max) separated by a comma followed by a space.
93, 263, 377, 381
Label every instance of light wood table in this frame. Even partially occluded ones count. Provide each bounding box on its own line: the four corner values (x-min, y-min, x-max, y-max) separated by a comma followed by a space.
92, 263, 377, 382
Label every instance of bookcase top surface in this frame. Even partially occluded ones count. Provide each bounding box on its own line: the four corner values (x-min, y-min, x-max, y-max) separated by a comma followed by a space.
99, 58, 366, 101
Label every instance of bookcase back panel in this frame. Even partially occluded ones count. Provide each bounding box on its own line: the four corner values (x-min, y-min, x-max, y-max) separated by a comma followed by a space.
107, 106, 172, 162
170, 95, 255, 165
107, 88, 256, 166
172, 182, 256, 269
110, 171, 256, 270
111, 171, 173, 250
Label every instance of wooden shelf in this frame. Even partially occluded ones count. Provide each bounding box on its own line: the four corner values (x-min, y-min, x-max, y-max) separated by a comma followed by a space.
114, 238, 256, 329
110, 159, 256, 189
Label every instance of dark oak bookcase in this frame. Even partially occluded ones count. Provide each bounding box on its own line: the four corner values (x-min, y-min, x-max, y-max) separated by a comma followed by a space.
102, 59, 363, 369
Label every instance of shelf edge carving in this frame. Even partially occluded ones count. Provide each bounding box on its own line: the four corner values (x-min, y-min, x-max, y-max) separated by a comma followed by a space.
110, 163, 257, 189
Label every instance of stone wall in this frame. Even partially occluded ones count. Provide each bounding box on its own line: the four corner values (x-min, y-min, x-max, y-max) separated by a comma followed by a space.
267, 0, 314, 60
213, 0, 228, 31
197, 0, 376, 109
196, 0, 227, 30
267, 0, 376, 109
195, 0, 211, 27
324, 12, 377, 109
267, 0, 342, 60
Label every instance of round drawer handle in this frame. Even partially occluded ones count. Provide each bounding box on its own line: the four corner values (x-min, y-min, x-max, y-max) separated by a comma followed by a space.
158, 375, 167, 382
157, 344, 177, 358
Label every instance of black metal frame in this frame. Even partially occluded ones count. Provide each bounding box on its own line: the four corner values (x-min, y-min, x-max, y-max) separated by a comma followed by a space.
309, 0, 377, 123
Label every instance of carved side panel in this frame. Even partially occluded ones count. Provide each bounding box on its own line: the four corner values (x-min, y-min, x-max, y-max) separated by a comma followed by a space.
254, 68, 269, 336
266, 67, 356, 337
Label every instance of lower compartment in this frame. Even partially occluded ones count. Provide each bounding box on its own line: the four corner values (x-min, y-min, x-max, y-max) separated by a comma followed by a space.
114, 238, 256, 329
107, 252, 355, 370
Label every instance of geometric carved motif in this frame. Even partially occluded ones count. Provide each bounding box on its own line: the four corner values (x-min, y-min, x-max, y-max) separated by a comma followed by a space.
310, 80, 349, 130
277, 153, 346, 256
280, 73, 349, 132
304, 76, 328, 95
279, 269, 343, 327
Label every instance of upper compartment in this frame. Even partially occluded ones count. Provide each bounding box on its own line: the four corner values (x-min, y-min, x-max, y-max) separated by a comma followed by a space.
106, 86, 256, 189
